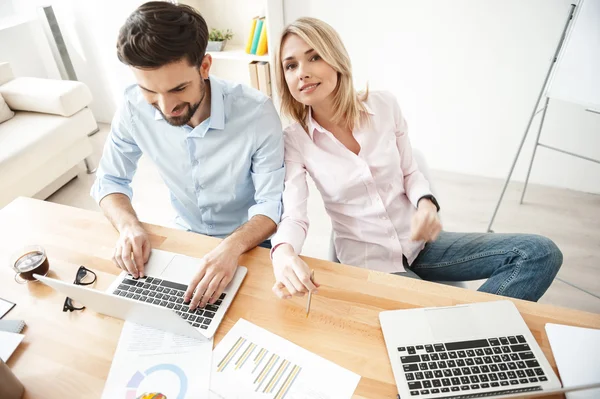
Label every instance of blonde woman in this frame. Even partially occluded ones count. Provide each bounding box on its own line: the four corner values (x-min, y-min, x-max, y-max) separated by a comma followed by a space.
270, 17, 562, 302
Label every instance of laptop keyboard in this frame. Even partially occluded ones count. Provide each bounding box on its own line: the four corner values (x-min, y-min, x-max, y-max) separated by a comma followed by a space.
398, 336, 547, 396
112, 276, 226, 330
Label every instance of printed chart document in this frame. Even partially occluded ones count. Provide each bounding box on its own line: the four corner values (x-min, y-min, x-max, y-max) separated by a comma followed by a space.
211, 319, 361, 399
102, 321, 212, 399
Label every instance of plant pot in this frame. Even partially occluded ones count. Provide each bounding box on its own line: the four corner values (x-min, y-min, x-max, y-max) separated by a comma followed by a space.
207, 40, 227, 52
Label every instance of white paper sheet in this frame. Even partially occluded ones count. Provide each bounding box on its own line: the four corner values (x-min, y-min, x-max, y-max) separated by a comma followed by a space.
546, 323, 600, 399
211, 319, 361, 399
101, 321, 213, 399
0, 330, 24, 362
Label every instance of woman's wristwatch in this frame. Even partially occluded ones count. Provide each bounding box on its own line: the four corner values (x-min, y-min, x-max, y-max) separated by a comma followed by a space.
418, 195, 440, 212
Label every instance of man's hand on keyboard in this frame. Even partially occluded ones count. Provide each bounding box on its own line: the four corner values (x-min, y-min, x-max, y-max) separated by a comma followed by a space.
113, 222, 151, 279
184, 243, 239, 310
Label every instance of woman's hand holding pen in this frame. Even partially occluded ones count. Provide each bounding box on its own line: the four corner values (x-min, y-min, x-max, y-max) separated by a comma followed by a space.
271, 244, 320, 299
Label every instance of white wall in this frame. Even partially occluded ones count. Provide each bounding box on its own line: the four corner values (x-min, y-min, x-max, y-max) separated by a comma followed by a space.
283, 0, 600, 194
0, 1, 16, 24
0, 18, 60, 80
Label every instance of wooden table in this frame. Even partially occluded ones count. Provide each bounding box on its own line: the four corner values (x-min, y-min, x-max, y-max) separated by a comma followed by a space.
1, 198, 599, 399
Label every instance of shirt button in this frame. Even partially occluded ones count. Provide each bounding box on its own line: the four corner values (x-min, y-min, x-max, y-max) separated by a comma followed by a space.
390, 235, 396, 240
381, 215, 388, 220
209, 224, 214, 229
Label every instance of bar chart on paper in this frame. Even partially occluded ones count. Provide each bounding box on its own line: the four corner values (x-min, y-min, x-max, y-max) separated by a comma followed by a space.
211, 319, 361, 399
217, 338, 302, 398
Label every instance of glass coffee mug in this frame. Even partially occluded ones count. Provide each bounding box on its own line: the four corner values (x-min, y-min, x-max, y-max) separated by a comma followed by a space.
10, 245, 50, 283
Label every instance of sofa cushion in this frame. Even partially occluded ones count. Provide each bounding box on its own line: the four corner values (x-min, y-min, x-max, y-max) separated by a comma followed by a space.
0, 77, 92, 117
0, 93, 14, 124
0, 108, 97, 187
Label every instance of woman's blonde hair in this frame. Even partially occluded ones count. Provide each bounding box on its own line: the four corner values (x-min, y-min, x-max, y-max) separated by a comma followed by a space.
275, 17, 367, 133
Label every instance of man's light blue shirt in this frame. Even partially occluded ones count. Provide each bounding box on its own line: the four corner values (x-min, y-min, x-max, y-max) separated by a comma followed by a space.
91, 76, 284, 238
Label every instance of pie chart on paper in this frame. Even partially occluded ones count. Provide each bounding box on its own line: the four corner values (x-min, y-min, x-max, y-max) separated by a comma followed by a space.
125, 363, 188, 399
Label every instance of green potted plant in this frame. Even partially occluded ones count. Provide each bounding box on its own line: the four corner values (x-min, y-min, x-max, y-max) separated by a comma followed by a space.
207, 28, 233, 52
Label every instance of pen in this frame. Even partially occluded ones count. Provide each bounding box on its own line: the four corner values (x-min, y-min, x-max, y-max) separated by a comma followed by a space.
306, 269, 315, 317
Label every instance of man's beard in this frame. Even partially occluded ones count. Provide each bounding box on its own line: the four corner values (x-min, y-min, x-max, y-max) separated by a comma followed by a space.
157, 101, 201, 127
156, 79, 207, 126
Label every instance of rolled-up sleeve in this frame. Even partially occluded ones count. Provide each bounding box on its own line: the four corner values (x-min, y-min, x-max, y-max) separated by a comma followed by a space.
270, 132, 310, 255
391, 94, 433, 208
90, 101, 142, 204
248, 99, 285, 224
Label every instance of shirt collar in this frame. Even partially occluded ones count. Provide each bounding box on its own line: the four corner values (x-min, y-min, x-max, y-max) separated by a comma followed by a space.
306, 107, 325, 141
207, 75, 225, 130
306, 99, 375, 141
153, 75, 225, 131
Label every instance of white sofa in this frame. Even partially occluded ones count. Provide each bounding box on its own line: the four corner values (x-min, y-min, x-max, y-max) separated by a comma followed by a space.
0, 62, 96, 209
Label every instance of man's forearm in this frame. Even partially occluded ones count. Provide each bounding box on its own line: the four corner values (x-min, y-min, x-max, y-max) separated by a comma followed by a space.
221, 215, 277, 256
99, 193, 141, 232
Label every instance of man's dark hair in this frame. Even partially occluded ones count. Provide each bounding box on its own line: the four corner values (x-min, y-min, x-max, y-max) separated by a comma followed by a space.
117, 1, 209, 68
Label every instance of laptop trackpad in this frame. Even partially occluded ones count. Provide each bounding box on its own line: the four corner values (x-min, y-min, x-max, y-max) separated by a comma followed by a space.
426, 306, 485, 341
159, 254, 201, 285
143, 250, 176, 276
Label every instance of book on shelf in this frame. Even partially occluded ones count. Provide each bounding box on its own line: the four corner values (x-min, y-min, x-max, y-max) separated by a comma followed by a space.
245, 17, 258, 54
249, 17, 265, 55
257, 61, 271, 97
256, 22, 268, 56
248, 61, 259, 90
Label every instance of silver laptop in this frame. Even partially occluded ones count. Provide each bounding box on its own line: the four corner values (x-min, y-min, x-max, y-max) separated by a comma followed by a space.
380, 300, 565, 398
37, 249, 247, 339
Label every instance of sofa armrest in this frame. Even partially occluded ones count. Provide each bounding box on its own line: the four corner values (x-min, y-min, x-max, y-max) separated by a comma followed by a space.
0, 77, 92, 117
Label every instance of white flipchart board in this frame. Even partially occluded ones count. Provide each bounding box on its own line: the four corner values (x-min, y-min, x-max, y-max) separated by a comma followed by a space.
547, 0, 600, 111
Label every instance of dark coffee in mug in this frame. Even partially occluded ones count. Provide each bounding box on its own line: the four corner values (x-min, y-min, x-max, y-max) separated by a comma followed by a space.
13, 250, 50, 281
